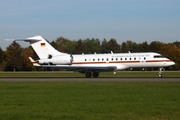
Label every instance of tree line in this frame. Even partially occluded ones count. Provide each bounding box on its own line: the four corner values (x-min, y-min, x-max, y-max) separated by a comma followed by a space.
0, 36, 180, 71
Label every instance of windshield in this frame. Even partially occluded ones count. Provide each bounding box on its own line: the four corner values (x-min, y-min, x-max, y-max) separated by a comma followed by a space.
154, 55, 165, 58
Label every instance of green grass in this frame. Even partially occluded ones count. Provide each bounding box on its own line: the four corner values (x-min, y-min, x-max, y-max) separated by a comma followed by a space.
0, 71, 180, 78
0, 82, 180, 120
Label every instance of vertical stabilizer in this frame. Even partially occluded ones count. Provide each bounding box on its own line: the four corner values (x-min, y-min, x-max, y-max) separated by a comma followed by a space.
12, 36, 66, 59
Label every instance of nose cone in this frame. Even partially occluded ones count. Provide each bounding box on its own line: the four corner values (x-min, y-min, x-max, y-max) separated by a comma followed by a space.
165, 60, 175, 67
172, 61, 175, 65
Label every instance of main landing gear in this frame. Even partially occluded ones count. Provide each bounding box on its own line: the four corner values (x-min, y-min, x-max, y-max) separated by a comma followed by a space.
158, 67, 163, 78
85, 72, 99, 78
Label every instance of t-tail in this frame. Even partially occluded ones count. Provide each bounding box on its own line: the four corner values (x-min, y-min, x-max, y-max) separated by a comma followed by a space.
8, 35, 66, 59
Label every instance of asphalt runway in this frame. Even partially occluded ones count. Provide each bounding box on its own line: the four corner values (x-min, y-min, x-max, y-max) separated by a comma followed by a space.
0, 78, 179, 82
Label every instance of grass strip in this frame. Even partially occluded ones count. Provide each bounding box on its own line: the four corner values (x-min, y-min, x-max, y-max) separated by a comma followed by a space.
0, 82, 179, 120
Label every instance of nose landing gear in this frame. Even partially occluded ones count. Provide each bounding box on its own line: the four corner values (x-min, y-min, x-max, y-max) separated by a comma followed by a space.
158, 67, 163, 78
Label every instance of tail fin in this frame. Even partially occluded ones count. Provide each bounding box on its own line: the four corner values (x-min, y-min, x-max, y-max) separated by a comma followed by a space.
8, 36, 66, 59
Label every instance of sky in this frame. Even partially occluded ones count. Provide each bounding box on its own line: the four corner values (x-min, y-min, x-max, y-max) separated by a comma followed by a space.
0, 0, 180, 50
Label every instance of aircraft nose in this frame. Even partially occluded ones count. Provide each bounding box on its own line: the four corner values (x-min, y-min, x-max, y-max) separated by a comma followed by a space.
164, 60, 175, 67
168, 61, 175, 66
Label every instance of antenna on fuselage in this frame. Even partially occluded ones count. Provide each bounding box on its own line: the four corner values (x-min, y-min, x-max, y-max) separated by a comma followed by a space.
111, 51, 113, 54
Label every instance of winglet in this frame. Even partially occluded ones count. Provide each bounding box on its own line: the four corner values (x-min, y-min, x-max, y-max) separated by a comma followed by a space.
29, 57, 40, 66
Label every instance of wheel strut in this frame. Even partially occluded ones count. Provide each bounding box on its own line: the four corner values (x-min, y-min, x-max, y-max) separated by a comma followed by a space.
158, 67, 163, 78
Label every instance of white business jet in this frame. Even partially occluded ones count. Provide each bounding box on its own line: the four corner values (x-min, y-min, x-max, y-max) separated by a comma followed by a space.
9, 36, 175, 78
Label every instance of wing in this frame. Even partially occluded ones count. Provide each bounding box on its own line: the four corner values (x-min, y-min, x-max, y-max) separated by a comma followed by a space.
41, 65, 117, 73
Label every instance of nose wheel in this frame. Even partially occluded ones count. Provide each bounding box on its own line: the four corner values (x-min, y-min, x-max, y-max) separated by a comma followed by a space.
158, 67, 163, 78
158, 74, 162, 78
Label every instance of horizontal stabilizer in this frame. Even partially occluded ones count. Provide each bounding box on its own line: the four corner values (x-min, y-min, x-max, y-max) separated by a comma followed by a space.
5, 36, 43, 42
29, 57, 40, 66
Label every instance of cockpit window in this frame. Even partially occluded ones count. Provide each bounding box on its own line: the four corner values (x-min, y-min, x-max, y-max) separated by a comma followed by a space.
154, 55, 165, 58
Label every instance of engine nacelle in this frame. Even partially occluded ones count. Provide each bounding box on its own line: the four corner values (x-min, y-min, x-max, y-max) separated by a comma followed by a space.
37, 54, 73, 65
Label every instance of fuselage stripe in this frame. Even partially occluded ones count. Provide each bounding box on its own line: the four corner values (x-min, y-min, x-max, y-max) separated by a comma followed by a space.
72, 60, 173, 65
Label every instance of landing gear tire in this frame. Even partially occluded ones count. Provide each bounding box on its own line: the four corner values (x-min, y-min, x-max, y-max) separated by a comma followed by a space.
158, 74, 162, 78
85, 72, 92, 78
93, 72, 99, 78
